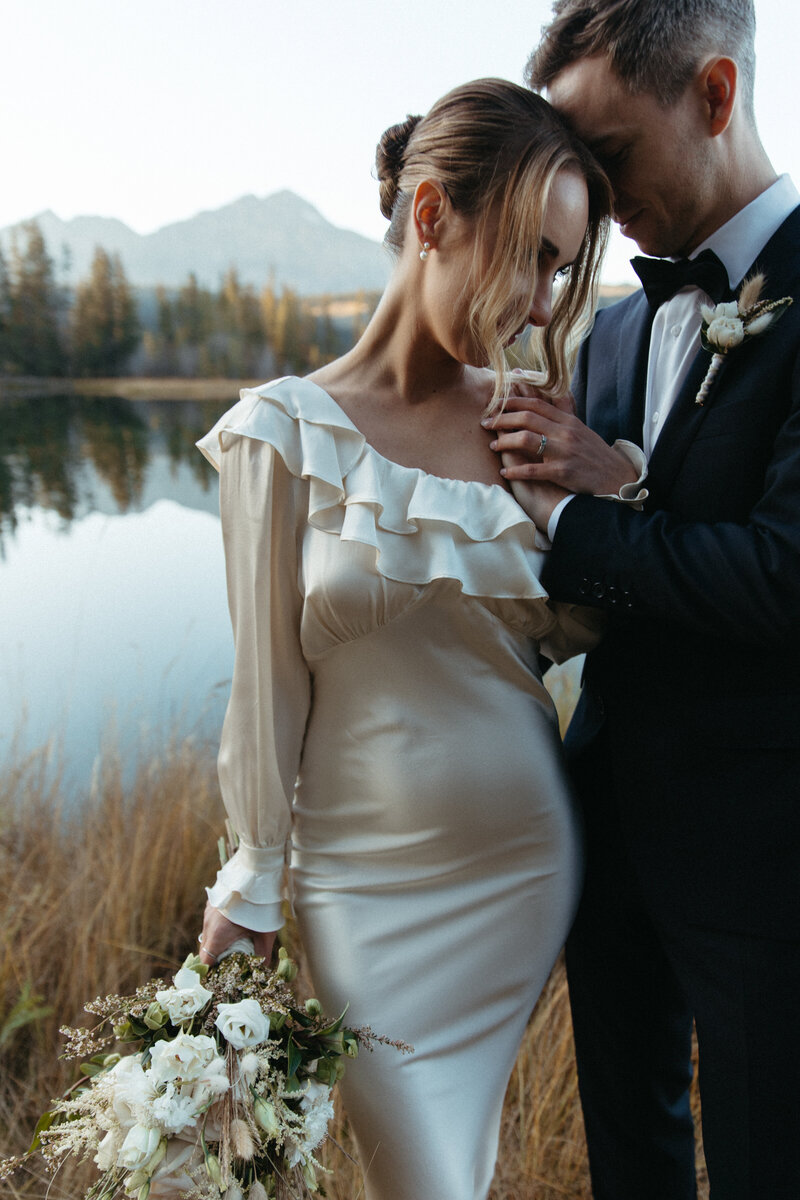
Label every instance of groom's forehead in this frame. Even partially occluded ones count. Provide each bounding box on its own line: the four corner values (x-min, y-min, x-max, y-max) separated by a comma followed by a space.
546, 54, 663, 142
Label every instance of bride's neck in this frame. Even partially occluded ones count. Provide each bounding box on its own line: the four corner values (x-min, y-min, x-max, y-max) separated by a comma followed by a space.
323, 278, 473, 406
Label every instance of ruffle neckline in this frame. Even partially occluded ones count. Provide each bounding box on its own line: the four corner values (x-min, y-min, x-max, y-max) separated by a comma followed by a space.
197, 376, 549, 601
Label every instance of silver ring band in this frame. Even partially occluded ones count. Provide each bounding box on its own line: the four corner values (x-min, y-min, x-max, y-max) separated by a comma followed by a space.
537, 434, 548, 457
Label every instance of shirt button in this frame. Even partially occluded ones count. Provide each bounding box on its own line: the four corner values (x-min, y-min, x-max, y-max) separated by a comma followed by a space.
652, 411, 660, 423
671, 324, 682, 337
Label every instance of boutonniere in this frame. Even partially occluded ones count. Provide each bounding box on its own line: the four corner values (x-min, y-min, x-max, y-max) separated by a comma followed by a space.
695, 273, 793, 405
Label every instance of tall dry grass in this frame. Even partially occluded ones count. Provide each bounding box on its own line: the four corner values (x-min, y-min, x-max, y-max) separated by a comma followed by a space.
0, 727, 707, 1199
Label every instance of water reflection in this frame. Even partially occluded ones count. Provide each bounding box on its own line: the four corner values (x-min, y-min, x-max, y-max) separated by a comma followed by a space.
0, 395, 223, 548
0, 393, 234, 787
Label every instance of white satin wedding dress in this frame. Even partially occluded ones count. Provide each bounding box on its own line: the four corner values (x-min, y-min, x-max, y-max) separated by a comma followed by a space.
197, 377, 602, 1200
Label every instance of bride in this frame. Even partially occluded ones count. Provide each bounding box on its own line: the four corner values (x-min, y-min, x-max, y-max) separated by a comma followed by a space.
196, 78, 638, 1199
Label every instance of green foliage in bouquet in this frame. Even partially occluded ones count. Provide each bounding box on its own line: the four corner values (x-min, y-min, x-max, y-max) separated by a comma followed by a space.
0, 948, 404, 1200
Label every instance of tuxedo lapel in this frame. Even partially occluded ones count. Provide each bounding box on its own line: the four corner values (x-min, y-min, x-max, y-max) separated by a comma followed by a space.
643, 204, 800, 495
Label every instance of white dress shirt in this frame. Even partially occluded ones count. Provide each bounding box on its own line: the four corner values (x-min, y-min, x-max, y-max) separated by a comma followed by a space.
547, 174, 800, 542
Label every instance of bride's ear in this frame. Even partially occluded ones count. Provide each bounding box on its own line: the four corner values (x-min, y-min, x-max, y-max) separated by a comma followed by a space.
412, 180, 449, 251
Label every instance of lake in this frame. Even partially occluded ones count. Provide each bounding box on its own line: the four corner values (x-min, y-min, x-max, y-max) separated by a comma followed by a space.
0, 388, 580, 793
0, 392, 238, 789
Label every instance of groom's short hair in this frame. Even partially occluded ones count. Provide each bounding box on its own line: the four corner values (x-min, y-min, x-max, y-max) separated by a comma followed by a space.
526, 0, 756, 120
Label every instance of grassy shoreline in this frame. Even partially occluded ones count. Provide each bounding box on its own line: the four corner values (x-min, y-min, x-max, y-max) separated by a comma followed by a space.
0, 730, 707, 1198
0, 376, 261, 402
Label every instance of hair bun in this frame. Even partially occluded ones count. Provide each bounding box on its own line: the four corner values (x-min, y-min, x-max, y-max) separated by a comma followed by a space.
376, 114, 422, 219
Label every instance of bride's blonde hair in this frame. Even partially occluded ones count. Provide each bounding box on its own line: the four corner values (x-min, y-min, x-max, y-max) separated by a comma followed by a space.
375, 78, 611, 410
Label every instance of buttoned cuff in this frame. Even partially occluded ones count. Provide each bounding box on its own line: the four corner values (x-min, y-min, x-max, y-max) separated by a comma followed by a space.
544, 441, 648, 548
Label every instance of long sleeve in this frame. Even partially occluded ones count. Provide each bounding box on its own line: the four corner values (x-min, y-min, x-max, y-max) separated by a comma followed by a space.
206, 433, 311, 931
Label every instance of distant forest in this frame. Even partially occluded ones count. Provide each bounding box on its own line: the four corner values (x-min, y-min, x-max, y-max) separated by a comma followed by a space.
0, 220, 381, 380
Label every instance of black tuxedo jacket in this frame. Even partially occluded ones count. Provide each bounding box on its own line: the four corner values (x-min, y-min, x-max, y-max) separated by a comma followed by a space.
542, 204, 800, 938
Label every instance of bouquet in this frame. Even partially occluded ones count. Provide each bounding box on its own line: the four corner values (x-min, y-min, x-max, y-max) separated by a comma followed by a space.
1, 945, 401, 1200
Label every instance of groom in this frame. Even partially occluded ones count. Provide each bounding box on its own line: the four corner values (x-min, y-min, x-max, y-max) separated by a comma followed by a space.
489, 2, 800, 1197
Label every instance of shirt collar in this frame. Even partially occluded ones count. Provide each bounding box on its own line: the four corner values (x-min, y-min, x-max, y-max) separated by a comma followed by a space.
691, 174, 800, 288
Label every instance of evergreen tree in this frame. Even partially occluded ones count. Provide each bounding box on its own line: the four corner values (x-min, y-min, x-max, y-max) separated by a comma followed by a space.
5, 221, 66, 375
0, 247, 10, 373
175, 273, 213, 346
71, 248, 140, 376
156, 286, 175, 345
319, 294, 339, 362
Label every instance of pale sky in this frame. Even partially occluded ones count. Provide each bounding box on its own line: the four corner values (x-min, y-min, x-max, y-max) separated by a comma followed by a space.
3, 0, 798, 284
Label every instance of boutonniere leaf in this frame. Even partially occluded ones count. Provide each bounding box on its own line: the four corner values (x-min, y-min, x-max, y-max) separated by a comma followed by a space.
695, 273, 793, 405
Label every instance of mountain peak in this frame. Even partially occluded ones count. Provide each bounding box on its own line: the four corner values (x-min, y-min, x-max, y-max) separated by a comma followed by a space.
0, 193, 390, 295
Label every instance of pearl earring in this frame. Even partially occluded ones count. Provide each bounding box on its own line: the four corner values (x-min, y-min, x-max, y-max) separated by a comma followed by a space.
419, 242, 430, 261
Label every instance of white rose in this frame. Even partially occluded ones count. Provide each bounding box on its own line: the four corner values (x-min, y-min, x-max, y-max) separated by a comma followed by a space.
117, 1124, 164, 1172
148, 1032, 221, 1085
215, 999, 270, 1049
707, 314, 745, 349
156, 966, 213, 1024
717, 301, 741, 318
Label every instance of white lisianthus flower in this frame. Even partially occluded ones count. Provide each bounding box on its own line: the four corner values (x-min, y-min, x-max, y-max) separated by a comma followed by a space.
156, 966, 213, 1023
718, 301, 740, 318
707, 315, 745, 349
148, 1032, 222, 1085
117, 1124, 164, 1171
215, 998, 270, 1049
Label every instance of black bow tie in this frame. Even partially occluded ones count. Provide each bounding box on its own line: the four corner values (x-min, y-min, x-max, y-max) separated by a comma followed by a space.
631, 248, 731, 310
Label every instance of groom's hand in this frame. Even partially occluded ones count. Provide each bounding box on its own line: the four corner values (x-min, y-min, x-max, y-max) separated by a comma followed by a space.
484, 393, 637, 496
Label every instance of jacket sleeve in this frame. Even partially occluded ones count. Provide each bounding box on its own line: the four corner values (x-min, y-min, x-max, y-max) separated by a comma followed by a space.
543, 346, 800, 649
206, 433, 311, 931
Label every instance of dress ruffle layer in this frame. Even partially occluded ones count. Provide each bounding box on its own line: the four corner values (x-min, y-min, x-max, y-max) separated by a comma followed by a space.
197, 377, 552, 602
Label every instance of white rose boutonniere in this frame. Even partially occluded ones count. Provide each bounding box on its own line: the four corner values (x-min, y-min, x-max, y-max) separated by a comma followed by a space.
695, 274, 793, 405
